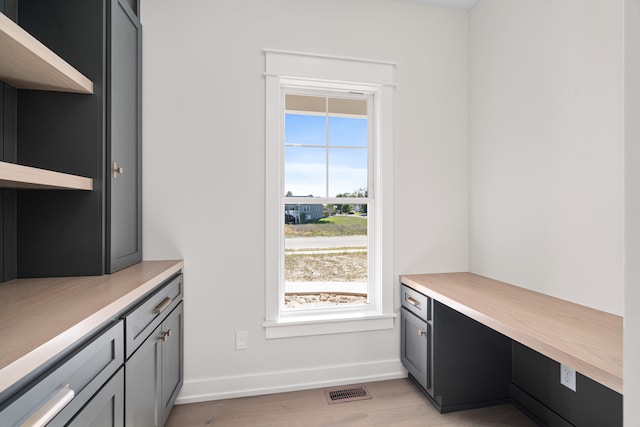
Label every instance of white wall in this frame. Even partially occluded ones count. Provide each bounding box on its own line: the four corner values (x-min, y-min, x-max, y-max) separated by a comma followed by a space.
469, 0, 625, 315
625, 0, 640, 422
141, 0, 469, 402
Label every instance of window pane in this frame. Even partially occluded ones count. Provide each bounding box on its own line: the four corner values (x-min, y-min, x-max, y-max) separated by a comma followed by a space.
329, 148, 368, 198
284, 205, 368, 309
285, 114, 325, 146
329, 117, 368, 147
284, 146, 326, 197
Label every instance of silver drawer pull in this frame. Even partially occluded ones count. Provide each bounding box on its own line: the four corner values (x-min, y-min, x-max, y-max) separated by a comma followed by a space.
21, 384, 75, 427
406, 296, 420, 308
418, 329, 425, 336
153, 297, 172, 315
160, 329, 172, 342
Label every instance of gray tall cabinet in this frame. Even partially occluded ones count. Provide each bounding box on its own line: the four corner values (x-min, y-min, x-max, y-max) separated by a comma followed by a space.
16, 0, 142, 277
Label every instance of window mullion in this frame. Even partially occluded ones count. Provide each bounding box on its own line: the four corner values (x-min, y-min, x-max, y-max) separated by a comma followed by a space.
325, 96, 329, 198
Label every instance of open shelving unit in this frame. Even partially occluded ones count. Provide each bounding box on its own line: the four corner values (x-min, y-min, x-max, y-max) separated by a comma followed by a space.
0, 11, 94, 190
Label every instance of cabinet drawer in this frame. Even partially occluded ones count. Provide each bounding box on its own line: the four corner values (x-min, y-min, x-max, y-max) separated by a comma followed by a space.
125, 274, 183, 358
401, 285, 430, 322
0, 321, 124, 427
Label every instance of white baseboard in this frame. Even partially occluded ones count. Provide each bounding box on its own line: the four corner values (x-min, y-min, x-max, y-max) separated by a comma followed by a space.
176, 359, 408, 404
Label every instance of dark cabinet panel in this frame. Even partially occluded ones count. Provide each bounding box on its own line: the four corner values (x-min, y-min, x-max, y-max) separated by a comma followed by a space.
1, 82, 17, 282
0, 1, 17, 283
511, 341, 622, 427
431, 300, 512, 412
16, 0, 141, 277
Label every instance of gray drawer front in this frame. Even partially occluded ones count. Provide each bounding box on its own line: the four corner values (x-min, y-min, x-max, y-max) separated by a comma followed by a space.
125, 274, 183, 358
0, 321, 124, 427
401, 285, 430, 322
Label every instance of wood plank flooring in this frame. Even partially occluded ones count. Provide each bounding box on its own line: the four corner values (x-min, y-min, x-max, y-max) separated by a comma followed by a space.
166, 378, 539, 426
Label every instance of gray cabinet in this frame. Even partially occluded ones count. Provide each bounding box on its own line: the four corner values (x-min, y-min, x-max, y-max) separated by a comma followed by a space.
400, 285, 512, 413
0, 267, 184, 427
107, 0, 143, 273
160, 303, 184, 425
0, 321, 124, 426
400, 285, 431, 394
124, 275, 184, 427
400, 308, 430, 392
15, 0, 142, 277
125, 325, 161, 427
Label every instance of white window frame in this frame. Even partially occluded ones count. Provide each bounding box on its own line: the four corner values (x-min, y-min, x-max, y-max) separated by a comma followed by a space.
264, 50, 396, 338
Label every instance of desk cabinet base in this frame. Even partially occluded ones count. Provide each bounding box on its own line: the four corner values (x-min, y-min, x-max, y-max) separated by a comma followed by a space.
511, 342, 622, 427
401, 292, 512, 414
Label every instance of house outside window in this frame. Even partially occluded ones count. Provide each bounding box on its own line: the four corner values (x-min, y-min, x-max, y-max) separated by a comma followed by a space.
264, 50, 396, 338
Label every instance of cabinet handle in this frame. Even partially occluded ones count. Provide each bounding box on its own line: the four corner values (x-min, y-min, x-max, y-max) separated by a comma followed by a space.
153, 297, 172, 315
21, 384, 75, 427
406, 296, 420, 308
418, 329, 425, 337
160, 329, 172, 342
112, 162, 124, 179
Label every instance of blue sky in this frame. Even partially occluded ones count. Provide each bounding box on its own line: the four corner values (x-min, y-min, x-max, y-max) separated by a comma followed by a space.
284, 114, 368, 197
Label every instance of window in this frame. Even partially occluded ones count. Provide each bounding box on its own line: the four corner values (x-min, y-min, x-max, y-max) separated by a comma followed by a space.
264, 50, 395, 338
283, 91, 371, 311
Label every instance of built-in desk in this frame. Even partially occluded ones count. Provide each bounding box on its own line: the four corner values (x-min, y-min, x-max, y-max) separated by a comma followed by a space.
400, 272, 623, 426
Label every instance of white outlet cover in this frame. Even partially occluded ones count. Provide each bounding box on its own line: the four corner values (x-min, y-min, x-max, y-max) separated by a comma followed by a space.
560, 364, 576, 392
235, 331, 248, 350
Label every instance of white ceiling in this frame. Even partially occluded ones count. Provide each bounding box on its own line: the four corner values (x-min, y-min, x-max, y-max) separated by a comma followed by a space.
404, 0, 478, 10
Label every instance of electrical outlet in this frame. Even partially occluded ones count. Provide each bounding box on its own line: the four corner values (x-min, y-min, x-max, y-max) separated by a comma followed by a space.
560, 364, 576, 392
235, 331, 248, 350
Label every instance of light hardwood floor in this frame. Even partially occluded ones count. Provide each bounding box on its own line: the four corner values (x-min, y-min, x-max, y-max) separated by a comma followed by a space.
166, 378, 539, 426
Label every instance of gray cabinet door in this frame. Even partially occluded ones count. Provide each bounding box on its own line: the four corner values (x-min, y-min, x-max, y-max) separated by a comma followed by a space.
400, 308, 429, 392
126, 324, 161, 427
125, 303, 184, 427
68, 368, 124, 427
107, 0, 142, 273
160, 303, 184, 425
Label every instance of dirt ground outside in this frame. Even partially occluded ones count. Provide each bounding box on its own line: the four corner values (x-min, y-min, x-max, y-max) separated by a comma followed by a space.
284, 251, 367, 308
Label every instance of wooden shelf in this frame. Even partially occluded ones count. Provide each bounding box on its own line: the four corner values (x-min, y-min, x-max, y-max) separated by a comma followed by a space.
0, 161, 93, 190
0, 12, 93, 94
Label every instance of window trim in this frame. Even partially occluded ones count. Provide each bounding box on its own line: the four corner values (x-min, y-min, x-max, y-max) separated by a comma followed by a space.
264, 49, 396, 338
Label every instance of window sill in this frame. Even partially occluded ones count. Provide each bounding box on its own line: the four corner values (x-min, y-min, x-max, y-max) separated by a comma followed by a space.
263, 312, 396, 339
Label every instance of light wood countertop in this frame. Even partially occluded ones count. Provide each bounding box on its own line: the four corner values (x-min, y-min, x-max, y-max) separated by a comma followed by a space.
400, 273, 623, 394
0, 260, 184, 395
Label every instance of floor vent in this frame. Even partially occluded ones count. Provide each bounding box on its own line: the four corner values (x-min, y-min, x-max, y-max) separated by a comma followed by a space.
325, 386, 372, 405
